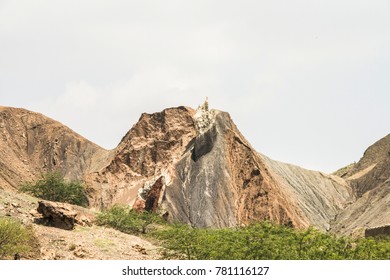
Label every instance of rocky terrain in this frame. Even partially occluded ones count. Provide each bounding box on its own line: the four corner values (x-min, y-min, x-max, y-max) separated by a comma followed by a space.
0, 106, 111, 192
0, 188, 159, 260
0, 103, 389, 259
330, 134, 390, 235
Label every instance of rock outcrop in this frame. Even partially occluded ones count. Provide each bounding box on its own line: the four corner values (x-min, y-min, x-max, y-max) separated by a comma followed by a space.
86, 106, 197, 209
36, 200, 95, 230
365, 225, 390, 237
37, 200, 77, 230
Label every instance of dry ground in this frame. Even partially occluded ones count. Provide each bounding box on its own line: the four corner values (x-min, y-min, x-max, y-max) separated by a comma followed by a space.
0, 189, 160, 260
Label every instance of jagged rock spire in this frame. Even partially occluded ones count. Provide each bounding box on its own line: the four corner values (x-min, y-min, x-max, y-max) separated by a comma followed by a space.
194, 97, 215, 133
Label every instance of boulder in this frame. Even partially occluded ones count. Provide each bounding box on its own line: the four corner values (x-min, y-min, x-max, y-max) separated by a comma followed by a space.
365, 225, 390, 237
37, 200, 77, 230
36, 200, 95, 230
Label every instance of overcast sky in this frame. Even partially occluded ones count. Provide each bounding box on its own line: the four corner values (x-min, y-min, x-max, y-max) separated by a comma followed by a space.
1, 0, 389, 173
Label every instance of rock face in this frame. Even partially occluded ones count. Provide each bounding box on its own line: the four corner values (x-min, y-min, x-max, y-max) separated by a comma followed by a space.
85, 101, 353, 230
152, 107, 352, 230
0, 106, 110, 191
86, 106, 197, 209
1, 104, 389, 234
330, 134, 390, 235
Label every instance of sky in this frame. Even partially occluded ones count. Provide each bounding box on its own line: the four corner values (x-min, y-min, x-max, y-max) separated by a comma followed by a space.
0, 0, 389, 173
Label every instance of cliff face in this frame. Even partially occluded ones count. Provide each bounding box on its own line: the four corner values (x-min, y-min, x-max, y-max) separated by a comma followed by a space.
94, 102, 353, 230
161, 110, 308, 228
0, 106, 108, 191
86, 106, 197, 209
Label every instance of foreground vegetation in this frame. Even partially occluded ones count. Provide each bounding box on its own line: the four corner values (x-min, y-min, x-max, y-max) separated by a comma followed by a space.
96, 205, 164, 234
21, 172, 88, 207
0, 217, 34, 259
98, 205, 390, 260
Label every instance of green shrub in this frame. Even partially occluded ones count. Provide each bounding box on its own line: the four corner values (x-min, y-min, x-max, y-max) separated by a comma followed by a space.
96, 205, 164, 235
21, 172, 88, 207
153, 222, 390, 260
93, 205, 390, 260
0, 217, 32, 259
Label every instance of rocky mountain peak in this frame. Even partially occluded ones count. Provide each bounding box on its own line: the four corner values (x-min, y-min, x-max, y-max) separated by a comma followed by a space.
194, 97, 216, 134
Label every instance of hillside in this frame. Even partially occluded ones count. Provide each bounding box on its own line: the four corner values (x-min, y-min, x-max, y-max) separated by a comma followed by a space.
330, 134, 390, 235
0, 106, 111, 192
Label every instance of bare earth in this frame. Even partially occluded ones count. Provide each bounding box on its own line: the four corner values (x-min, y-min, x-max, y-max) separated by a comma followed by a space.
0, 189, 160, 260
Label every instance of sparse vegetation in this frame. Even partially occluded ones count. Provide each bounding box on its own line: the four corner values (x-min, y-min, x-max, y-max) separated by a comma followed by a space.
68, 243, 77, 251
95, 207, 390, 260
96, 205, 164, 235
21, 172, 88, 207
0, 217, 33, 259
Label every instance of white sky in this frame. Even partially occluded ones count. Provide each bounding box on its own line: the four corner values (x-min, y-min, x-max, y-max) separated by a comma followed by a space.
1, 0, 389, 173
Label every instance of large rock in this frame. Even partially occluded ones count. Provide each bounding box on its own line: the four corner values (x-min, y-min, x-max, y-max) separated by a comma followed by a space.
37, 201, 77, 230
365, 225, 390, 237
37, 200, 95, 230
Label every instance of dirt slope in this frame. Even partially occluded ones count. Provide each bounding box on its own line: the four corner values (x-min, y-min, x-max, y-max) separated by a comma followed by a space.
0, 188, 159, 260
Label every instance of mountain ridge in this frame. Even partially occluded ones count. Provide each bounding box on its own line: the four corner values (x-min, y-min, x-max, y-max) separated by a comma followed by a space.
0, 104, 388, 235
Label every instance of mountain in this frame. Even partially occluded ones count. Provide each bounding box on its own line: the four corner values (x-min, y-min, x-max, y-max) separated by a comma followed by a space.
83, 101, 353, 230
0, 106, 110, 192
0, 104, 388, 234
330, 134, 390, 235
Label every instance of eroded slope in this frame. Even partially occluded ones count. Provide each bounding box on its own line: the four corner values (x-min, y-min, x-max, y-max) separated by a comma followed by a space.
0, 106, 110, 192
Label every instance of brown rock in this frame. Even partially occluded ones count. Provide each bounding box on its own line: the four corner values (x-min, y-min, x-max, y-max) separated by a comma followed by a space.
37, 201, 77, 230
86, 106, 197, 209
132, 244, 147, 255
36, 200, 96, 230
365, 225, 390, 237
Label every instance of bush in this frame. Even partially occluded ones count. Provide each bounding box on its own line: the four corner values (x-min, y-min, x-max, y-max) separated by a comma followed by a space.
92, 206, 390, 260
95, 207, 390, 260
0, 217, 32, 259
96, 205, 164, 235
153, 222, 390, 260
21, 172, 88, 207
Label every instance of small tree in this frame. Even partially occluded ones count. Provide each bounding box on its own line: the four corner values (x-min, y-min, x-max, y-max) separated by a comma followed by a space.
21, 172, 88, 207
